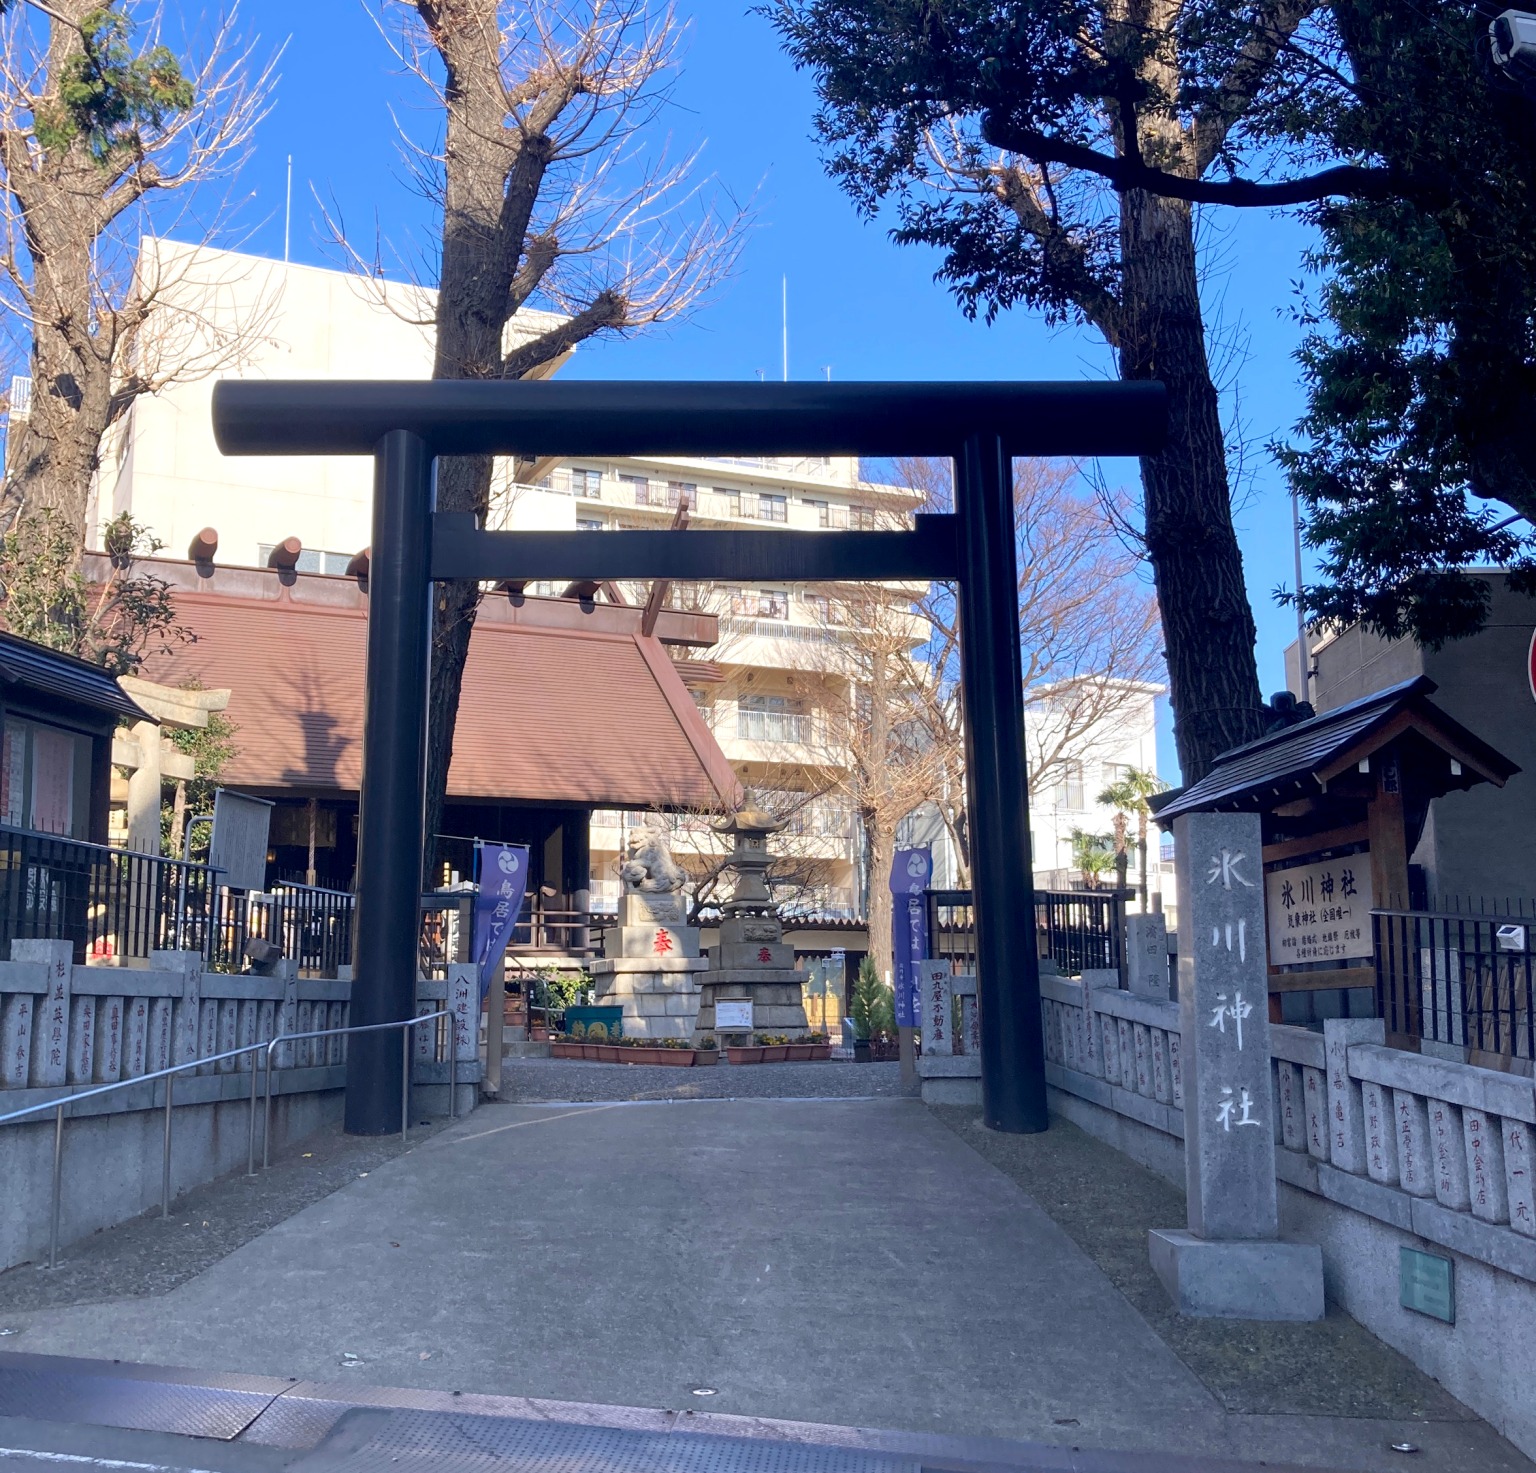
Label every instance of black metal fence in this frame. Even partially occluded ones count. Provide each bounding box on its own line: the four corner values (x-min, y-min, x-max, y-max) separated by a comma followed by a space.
1374, 907, 1536, 1060
418, 892, 609, 978
208, 884, 355, 975
0, 824, 354, 973
925, 887, 1127, 977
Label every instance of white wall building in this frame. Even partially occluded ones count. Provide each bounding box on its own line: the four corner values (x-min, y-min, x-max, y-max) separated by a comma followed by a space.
51, 239, 1163, 915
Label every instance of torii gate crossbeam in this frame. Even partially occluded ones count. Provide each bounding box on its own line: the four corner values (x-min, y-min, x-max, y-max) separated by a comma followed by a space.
212, 379, 1166, 1136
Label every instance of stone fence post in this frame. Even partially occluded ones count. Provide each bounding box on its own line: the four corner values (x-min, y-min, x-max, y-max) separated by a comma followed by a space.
18, 940, 71, 1088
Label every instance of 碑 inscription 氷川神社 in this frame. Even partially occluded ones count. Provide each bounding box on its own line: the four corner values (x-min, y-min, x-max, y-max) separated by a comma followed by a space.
1206, 846, 1264, 1138
1264, 855, 1375, 966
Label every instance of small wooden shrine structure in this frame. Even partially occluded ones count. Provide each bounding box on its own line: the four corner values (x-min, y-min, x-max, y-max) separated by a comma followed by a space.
1153, 678, 1519, 1033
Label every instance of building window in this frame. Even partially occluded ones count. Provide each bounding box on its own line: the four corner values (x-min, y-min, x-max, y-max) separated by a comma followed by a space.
577, 518, 604, 531
759, 493, 787, 523
667, 480, 695, 508
258, 545, 353, 575
1103, 762, 1131, 788
729, 588, 788, 619
804, 498, 830, 528
802, 592, 831, 623
738, 694, 810, 743
569, 467, 603, 498
618, 472, 648, 502
1056, 763, 1085, 811
849, 504, 876, 530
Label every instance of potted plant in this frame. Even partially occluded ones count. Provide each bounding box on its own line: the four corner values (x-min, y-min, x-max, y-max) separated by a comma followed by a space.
695, 1035, 719, 1065
655, 1037, 697, 1067
725, 1034, 763, 1064
756, 1033, 790, 1062
849, 958, 892, 1062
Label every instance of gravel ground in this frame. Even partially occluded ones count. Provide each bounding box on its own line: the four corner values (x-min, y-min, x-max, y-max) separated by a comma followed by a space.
497, 1056, 909, 1102
0, 1116, 453, 1315
929, 1103, 1478, 1426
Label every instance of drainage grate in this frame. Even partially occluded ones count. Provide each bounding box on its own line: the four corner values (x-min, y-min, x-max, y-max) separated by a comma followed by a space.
305, 1410, 921, 1473
0, 1353, 287, 1440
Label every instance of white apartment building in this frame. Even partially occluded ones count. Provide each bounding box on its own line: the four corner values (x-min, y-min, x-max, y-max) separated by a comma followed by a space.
64, 240, 886, 912
49, 238, 1161, 915
1025, 679, 1165, 898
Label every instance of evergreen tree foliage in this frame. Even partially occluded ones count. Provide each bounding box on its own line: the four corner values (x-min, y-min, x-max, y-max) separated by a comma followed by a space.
850, 955, 894, 1040
1274, 1, 1536, 646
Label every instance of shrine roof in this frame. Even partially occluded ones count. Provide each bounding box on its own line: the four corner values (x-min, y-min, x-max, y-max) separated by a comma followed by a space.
0, 630, 151, 725
128, 561, 739, 810
1152, 676, 1519, 825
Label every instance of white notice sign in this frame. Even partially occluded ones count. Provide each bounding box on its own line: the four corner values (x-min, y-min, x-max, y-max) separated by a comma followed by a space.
715, 1000, 753, 1032
1265, 854, 1374, 966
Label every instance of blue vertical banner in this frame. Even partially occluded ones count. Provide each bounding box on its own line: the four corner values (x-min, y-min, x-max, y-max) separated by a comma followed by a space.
889, 847, 932, 1029
473, 843, 531, 994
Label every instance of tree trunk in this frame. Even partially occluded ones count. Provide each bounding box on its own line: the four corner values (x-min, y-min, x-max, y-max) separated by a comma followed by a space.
863, 807, 895, 987
1, 214, 113, 562
1118, 188, 1266, 781
1137, 808, 1150, 907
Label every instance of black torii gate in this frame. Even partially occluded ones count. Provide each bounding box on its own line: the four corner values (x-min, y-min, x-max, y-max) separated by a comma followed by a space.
211, 380, 1165, 1136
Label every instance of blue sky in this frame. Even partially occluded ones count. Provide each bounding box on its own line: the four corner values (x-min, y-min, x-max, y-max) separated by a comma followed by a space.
225, 4, 1324, 782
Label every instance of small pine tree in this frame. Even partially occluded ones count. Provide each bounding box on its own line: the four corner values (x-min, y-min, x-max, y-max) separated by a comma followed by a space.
850, 956, 895, 1040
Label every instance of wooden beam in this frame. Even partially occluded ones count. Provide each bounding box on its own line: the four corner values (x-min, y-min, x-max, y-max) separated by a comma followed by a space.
1267, 965, 1376, 994
1262, 823, 1370, 865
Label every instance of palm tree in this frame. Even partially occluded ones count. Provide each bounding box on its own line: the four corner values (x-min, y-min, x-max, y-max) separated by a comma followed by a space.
1097, 769, 1169, 908
1069, 830, 1117, 890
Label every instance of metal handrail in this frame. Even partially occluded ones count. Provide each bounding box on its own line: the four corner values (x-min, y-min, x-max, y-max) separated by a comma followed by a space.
262, 1011, 455, 1170
0, 1040, 273, 1271
2, 1009, 456, 1273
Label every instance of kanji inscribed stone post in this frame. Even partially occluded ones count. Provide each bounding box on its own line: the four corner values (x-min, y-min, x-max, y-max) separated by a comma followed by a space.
1176, 811, 1279, 1241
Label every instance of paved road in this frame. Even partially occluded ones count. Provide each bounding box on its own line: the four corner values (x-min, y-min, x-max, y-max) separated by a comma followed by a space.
0, 1097, 1526, 1472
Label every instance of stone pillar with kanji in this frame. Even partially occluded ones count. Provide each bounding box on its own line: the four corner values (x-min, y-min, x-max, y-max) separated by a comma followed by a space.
590, 827, 706, 1040
693, 795, 809, 1045
1149, 811, 1325, 1320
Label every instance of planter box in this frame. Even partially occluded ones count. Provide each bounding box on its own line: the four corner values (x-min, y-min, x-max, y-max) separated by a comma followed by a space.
551, 1041, 582, 1059
762, 1045, 789, 1062
811, 1044, 832, 1060
727, 1045, 765, 1064
782, 1043, 831, 1061
694, 1049, 720, 1065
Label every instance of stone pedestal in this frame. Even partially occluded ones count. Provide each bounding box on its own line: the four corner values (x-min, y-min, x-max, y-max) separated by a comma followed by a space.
592, 956, 707, 1040
1148, 1230, 1324, 1321
1150, 811, 1325, 1321
591, 882, 707, 1039
694, 969, 807, 1038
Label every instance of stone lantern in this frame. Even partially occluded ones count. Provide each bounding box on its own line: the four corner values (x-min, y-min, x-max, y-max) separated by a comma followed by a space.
692, 792, 809, 1044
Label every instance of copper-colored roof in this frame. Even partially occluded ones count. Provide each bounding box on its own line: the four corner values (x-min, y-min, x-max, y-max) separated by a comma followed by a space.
139, 578, 739, 810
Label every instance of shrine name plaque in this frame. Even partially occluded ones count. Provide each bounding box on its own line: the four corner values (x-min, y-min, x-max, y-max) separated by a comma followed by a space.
1265, 854, 1374, 967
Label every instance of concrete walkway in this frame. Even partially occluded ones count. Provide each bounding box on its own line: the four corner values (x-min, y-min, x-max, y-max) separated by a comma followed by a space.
0, 1094, 1526, 1472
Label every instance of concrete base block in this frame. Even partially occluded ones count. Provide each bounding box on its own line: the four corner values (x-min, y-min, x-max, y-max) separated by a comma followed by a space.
1148, 1228, 1325, 1321
921, 1076, 983, 1106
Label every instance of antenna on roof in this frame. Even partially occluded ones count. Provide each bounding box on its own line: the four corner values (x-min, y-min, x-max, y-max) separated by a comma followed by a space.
782, 275, 789, 382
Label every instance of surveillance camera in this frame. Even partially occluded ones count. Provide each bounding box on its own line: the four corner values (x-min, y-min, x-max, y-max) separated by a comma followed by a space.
1490, 9, 1536, 86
